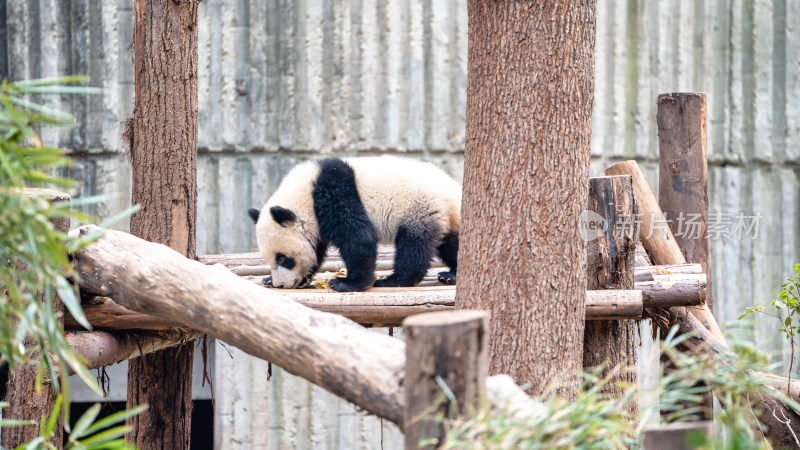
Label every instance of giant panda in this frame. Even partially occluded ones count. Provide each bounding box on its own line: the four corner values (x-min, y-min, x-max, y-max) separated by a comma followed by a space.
247, 156, 461, 292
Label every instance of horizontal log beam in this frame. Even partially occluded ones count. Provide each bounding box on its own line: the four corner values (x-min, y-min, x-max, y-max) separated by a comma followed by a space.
66, 330, 203, 373
65, 277, 707, 331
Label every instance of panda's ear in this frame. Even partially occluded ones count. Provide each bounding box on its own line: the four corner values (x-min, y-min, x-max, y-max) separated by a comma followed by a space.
269, 206, 297, 227
247, 208, 261, 224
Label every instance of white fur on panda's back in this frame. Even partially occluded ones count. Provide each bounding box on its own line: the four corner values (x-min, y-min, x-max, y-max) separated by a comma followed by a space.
345, 156, 462, 244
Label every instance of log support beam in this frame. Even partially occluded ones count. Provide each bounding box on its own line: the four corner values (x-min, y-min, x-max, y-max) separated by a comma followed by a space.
65, 279, 707, 331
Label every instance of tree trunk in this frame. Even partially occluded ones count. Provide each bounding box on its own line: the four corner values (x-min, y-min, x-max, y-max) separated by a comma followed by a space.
582, 176, 638, 416
125, 1, 200, 448
457, 1, 597, 398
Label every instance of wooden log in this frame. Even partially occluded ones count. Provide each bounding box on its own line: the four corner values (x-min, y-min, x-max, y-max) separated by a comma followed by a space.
70, 225, 407, 427
403, 311, 488, 450
657, 93, 713, 312
636, 263, 703, 277
606, 160, 725, 343
582, 175, 639, 417
643, 421, 713, 450
66, 297, 187, 330
67, 330, 204, 373
64, 280, 707, 331
3, 189, 70, 448
585, 290, 643, 319
638, 279, 707, 308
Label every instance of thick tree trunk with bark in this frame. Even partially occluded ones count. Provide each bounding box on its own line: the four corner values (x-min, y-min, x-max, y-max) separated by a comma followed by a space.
125, 1, 200, 448
582, 176, 638, 415
457, 1, 597, 398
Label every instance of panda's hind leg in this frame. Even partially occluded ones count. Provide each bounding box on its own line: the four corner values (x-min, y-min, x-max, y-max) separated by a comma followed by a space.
374, 226, 435, 288
435, 231, 458, 285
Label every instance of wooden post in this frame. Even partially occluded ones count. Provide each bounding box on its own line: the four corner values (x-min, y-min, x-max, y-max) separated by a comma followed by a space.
657, 93, 712, 312
125, 0, 200, 448
606, 161, 724, 343
2, 189, 70, 448
582, 176, 638, 415
643, 421, 713, 450
656, 93, 715, 421
403, 311, 488, 450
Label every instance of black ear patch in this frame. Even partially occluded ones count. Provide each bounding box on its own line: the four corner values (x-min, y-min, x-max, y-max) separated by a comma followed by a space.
247, 208, 261, 224
269, 206, 297, 227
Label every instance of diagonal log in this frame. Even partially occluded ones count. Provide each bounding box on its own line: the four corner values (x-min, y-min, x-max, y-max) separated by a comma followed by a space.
70, 225, 407, 427
607, 160, 724, 342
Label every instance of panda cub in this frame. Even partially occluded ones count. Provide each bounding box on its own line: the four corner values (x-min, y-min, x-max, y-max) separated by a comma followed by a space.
248, 156, 461, 292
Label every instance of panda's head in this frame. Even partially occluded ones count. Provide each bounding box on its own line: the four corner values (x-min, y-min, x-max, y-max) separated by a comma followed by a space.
248, 205, 318, 289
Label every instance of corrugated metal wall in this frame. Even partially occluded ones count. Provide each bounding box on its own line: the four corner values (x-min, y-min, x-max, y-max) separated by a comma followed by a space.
4, 0, 800, 448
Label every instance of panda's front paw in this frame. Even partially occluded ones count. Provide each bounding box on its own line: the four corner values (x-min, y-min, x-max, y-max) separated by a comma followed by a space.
437, 271, 456, 285
261, 276, 273, 287
329, 277, 365, 292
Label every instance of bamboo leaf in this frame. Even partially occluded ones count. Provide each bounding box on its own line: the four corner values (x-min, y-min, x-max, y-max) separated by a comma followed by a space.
81, 405, 147, 437
57, 276, 90, 330
70, 404, 101, 439
11, 75, 90, 88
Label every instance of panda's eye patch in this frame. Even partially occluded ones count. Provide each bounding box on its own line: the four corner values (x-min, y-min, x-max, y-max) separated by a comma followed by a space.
275, 253, 296, 270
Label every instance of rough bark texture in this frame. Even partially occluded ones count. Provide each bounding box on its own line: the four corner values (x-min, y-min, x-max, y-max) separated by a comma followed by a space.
582, 176, 638, 415
657, 93, 712, 312
457, 0, 596, 398
2, 190, 70, 449
403, 311, 488, 449
126, 1, 200, 448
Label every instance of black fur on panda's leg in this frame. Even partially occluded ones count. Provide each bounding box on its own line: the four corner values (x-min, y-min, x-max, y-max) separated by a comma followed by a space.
436, 231, 458, 285
374, 226, 436, 288
313, 159, 379, 292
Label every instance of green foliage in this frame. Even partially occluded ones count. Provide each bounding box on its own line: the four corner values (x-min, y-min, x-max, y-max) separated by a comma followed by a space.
0, 77, 141, 448
6, 394, 145, 450
657, 326, 792, 449
740, 264, 800, 344
438, 327, 793, 449
741, 263, 800, 397
438, 368, 636, 450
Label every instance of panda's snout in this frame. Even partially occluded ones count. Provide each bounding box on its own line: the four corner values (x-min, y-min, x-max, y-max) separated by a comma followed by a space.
270, 266, 301, 289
